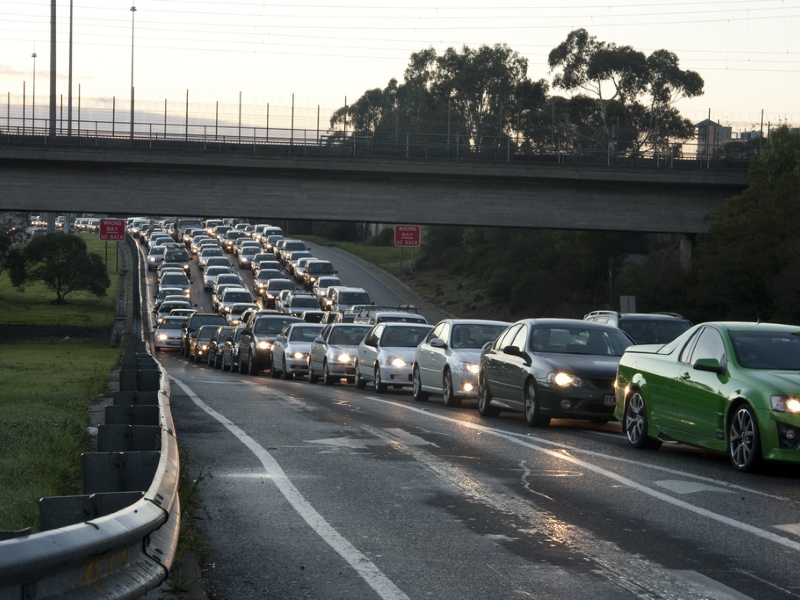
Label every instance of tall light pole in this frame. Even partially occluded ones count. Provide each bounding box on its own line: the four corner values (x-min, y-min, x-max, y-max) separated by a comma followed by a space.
31, 51, 37, 133
130, 5, 136, 139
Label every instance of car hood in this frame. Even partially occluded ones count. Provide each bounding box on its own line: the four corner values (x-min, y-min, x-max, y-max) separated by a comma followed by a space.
378, 347, 417, 361
540, 353, 620, 377
450, 349, 483, 363
746, 370, 800, 395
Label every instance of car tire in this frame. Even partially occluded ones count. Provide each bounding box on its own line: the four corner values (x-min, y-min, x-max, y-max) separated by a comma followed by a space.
270, 358, 280, 378
281, 357, 292, 380
238, 354, 248, 374
374, 366, 387, 393
354, 361, 367, 389
412, 366, 429, 402
442, 369, 461, 408
477, 371, 500, 417
248, 355, 259, 375
524, 379, 550, 427
308, 363, 319, 384
623, 391, 662, 450
728, 403, 762, 472
222, 356, 230, 372
322, 362, 334, 386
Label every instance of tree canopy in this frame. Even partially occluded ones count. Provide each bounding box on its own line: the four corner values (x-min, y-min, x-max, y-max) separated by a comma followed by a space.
329, 31, 701, 159
8, 233, 110, 303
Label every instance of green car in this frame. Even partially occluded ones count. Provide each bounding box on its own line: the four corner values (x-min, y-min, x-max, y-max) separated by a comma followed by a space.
614, 322, 800, 472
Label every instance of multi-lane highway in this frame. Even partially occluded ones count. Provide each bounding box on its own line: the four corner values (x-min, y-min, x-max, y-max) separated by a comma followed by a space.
142, 237, 800, 600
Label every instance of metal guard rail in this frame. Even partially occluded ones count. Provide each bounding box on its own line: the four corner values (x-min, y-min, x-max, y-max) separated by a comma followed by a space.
0, 362, 179, 599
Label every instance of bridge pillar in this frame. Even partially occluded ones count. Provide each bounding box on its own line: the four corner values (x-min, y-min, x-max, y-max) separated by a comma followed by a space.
680, 235, 694, 273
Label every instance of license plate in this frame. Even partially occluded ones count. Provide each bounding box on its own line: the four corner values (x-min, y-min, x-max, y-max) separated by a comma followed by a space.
603, 394, 616, 407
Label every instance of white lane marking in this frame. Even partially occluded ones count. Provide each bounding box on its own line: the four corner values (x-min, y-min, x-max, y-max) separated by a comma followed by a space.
306, 437, 385, 450
383, 428, 440, 447
171, 376, 411, 600
774, 523, 800, 536
364, 397, 800, 553
655, 480, 737, 495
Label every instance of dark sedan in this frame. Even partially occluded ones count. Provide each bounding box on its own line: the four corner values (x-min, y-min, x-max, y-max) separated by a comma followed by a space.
478, 318, 633, 426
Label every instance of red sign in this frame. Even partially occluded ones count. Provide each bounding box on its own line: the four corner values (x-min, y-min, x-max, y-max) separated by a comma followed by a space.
99, 219, 126, 241
394, 225, 421, 247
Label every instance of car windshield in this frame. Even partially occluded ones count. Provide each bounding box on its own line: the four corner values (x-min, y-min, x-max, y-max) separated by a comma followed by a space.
530, 327, 632, 356
450, 324, 507, 349
269, 280, 295, 291
292, 297, 319, 308
289, 326, 323, 341
225, 291, 253, 302
254, 318, 297, 334
164, 249, 189, 261
730, 330, 800, 369
328, 326, 369, 345
620, 318, 691, 344
380, 326, 432, 347
340, 292, 370, 304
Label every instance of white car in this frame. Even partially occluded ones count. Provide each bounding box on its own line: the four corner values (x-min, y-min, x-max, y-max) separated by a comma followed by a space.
355, 322, 433, 392
308, 323, 371, 385
203, 265, 234, 291
270, 323, 325, 380
154, 316, 188, 351
412, 319, 510, 407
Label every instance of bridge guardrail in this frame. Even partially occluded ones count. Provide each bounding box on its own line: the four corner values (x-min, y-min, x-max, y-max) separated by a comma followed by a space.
0, 237, 180, 599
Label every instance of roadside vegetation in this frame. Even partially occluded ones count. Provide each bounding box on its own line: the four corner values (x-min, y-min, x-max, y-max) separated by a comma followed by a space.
0, 233, 122, 532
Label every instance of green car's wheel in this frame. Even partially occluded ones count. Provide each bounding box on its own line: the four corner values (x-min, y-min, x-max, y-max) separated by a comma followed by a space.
524, 379, 550, 427
477, 372, 500, 417
624, 391, 661, 450
729, 404, 762, 472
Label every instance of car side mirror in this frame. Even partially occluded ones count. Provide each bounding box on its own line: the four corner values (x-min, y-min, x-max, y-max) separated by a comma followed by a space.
503, 345, 521, 357
314, 336, 325, 344
364, 338, 376, 347
430, 338, 446, 349
693, 357, 725, 374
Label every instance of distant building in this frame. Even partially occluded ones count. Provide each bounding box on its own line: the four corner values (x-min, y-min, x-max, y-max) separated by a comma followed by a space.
695, 119, 732, 160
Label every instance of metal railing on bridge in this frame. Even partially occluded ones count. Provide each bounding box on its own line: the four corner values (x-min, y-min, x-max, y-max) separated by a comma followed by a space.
0, 118, 755, 171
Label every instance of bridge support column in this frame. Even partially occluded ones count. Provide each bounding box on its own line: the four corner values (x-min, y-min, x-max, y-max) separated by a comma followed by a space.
680, 235, 694, 273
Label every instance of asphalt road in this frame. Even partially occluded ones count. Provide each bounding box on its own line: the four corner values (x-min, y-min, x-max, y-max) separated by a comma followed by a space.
143, 240, 800, 600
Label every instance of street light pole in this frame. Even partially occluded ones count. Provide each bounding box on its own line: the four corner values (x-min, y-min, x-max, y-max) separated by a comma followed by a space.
31, 51, 37, 133
130, 5, 136, 139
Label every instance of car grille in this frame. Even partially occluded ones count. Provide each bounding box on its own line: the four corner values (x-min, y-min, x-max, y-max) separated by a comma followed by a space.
590, 378, 615, 390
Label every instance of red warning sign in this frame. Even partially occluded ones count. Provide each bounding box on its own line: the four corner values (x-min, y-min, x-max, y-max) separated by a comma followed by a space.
394, 225, 420, 247
99, 219, 126, 241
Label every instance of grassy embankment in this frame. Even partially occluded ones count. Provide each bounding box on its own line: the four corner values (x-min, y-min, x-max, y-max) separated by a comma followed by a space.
0, 234, 124, 532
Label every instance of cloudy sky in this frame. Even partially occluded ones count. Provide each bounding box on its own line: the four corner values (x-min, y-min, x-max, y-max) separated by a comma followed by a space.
1, 0, 798, 132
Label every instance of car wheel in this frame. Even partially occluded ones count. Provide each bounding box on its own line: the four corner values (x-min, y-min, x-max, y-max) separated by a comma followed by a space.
477, 371, 500, 417
412, 366, 429, 402
238, 354, 247, 374
623, 391, 662, 450
729, 404, 762, 472
442, 369, 461, 408
207, 353, 214, 367
322, 362, 334, 386
281, 357, 292, 380
354, 361, 366, 389
248, 355, 258, 375
308, 363, 319, 384
270, 357, 280, 378
524, 379, 550, 427
222, 356, 230, 372
374, 366, 387, 393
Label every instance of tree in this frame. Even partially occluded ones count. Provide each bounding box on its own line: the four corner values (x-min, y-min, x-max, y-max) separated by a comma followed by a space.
548, 29, 702, 157
0, 212, 29, 278
688, 126, 800, 323
9, 233, 110, 303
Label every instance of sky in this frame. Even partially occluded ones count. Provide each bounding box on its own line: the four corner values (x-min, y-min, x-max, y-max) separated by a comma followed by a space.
1, 0, 799, 133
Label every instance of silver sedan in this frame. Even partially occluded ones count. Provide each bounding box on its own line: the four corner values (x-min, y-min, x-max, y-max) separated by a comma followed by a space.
307, 323, 371, 385
413, 319, 509, 407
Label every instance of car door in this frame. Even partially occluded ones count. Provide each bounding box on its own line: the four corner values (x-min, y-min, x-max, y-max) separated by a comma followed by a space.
482, 324, 521, 401
672, 326, 728, 442
501, 324, 531, 406
310, 326, 331, 373
358, 324, 384, 381
419, 322, 449, 391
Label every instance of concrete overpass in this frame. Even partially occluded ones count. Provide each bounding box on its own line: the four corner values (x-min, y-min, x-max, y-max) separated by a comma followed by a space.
0, 139, 748, 234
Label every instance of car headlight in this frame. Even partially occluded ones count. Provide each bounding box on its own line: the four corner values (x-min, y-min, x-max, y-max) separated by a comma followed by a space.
292, 352, 306, 360
771, 396, 800, 413
548, 372, 584, 387
157, 334, 168, 340
337, 352, 351, 364
459, 362, 479, 375
258, 341, 271, 350
387, 357, 406, 368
